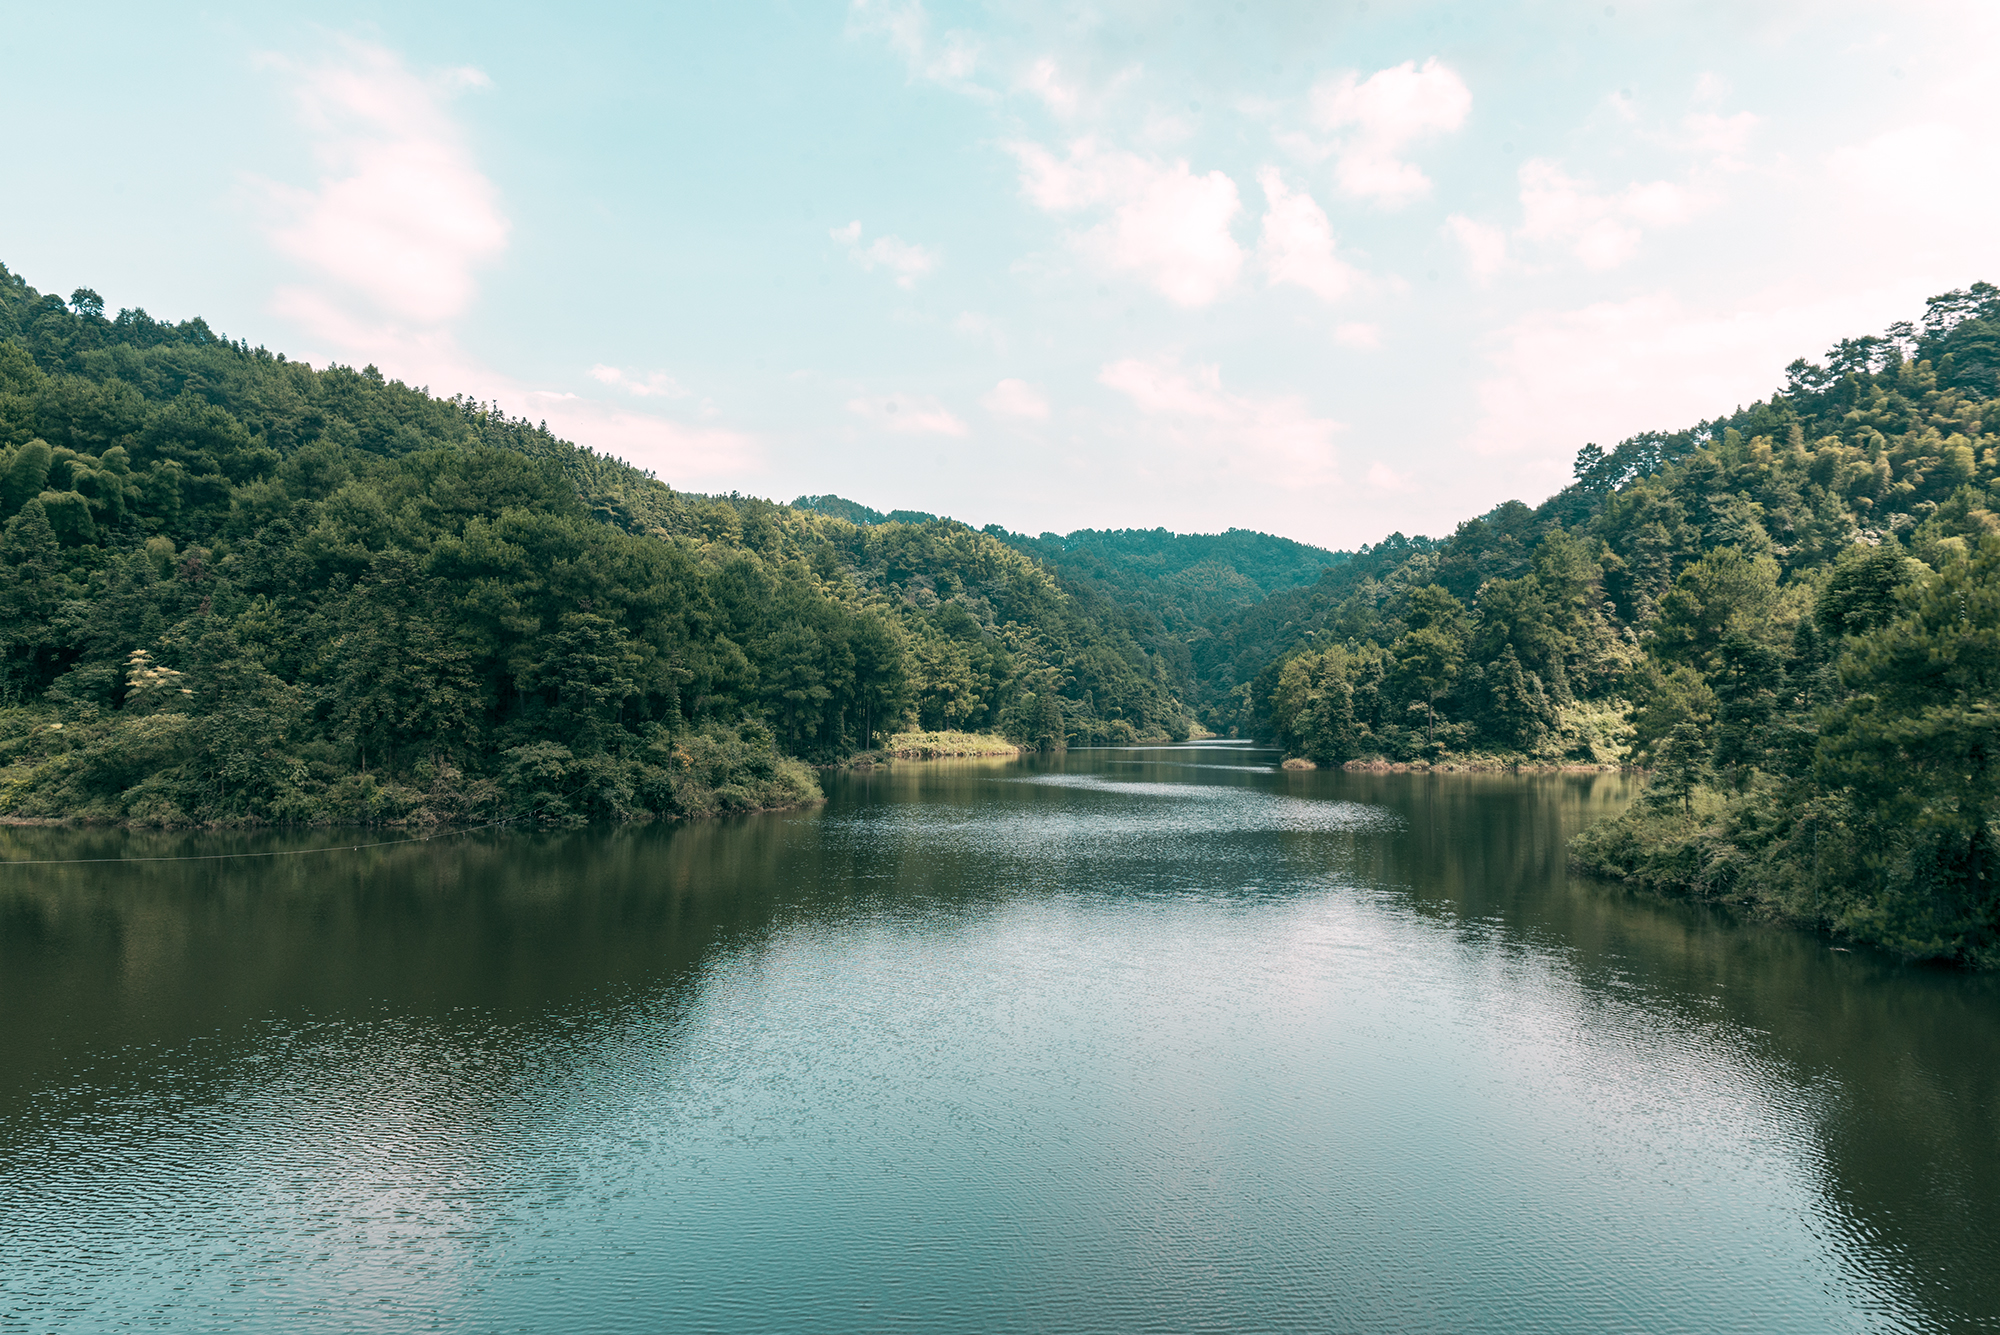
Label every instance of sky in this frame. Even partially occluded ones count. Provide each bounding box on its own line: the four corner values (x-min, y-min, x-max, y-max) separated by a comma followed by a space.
3, 0, 1996, 550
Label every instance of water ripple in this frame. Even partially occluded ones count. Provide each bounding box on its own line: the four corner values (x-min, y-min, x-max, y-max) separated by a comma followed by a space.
0, 763, 1990, 1333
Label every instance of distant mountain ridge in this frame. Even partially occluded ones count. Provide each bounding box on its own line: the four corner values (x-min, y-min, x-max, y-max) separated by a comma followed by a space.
793, 493, 1341, 593
790, 494, 1352, 716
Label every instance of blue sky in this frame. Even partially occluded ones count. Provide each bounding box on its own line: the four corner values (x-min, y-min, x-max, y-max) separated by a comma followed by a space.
4, 1, 1995, 548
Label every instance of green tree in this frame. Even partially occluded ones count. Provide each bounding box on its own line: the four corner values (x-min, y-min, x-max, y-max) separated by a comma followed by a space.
1816, 541, 1919, 638
1404, 582, 1468, 637
1391, 585, 1467, 747
1706, 630, 1784, 781
38, 489, 95, 545
1271, 645, 1359, 765
2, 439, 51, 517
1649, 545, 1784, 672
849, 612, 908, 749
911, 631, 980, 730
1484, 644, 1557, 752
1625, 659, 1717, 763
1647, 721, 1709, 816
1812, 536, 2000, 961
1023, 669, 1066, 751
0, 498, 63, 699
758, 619, 834, 751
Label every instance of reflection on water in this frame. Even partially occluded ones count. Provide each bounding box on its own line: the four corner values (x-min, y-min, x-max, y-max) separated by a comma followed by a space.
0, 744, 1995, 1332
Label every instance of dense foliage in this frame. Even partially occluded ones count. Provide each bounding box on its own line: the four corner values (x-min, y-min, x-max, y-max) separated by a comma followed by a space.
0, 265, 1193, 826
1228, 282, 2000, 964
992, 526, 1343, 717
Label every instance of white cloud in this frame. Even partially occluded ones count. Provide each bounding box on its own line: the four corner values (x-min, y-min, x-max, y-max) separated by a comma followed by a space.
1098, 356, 1341, 483
1255, 168, 1356, 302
1498, 81, 1757, 275
834, 221, 940, 287
1680, 110, 1760, 162
1008, 138, 1243, 306
847, 395, 969, 436
1009, 138, 1106, 211
1334, 322, 1381, 350
951, 311, 1009, 353
1829, 121, 1976, 211
265, 287, 490, 390
1138, 108, 1198, 146
588, 365, 690, 399
1446, 214, 1508, 282
535, 401, 764, 490
1516, 159, 1702, 270
1814, 26, 2000, 269
258, 40, 507, 326
268, 289, 763, 488
1022, 57, 1078, 117
1462, 285, 1937, 470
1620, 180, 1698, 228
1016, 56, 1139, 122
981, 378, 1050, 419
1306, 58, 1471, 206
249, 41, 767, 494
847, 0, 982, 91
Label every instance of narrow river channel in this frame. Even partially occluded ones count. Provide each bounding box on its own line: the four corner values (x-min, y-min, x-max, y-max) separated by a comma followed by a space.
2, 743, 1995, 1332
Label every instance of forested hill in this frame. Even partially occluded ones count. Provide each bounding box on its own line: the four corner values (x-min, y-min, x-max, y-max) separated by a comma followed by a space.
1235, 281, 2000, 967
794, 496, 1340, 602
792, 494, 1349, 717
10, 254, 1996, 964
0, 263, 1198, 827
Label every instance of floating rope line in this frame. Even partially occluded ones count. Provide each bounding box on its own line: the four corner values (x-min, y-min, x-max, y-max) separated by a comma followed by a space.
0, 815, 529, 866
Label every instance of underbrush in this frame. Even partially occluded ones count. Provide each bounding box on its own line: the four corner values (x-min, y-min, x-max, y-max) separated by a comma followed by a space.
1570, 775, 2000, 970
1568, 786, 1749, 899
0, 707, 819, 828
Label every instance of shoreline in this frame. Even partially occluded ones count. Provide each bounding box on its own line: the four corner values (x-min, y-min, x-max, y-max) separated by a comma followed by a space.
1277, 757, 1638, 774
3, 760, 1643, 830
0, 795, 826, 835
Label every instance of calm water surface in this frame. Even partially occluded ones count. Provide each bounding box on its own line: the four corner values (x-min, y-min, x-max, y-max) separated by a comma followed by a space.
2, 744, 1996, 1333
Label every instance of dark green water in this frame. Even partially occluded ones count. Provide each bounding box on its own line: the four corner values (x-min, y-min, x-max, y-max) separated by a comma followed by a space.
2, 743, 1996, 1333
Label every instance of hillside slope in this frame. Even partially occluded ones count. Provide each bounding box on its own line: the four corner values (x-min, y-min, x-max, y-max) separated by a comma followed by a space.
0, 266, 1192, 826
1233, 282, 2000, 964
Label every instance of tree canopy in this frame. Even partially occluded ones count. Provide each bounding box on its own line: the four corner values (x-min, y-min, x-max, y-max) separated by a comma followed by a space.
0, 262, 1196, 826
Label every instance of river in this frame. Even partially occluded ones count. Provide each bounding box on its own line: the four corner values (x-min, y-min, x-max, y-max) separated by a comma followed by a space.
2, 743, 1995, 1332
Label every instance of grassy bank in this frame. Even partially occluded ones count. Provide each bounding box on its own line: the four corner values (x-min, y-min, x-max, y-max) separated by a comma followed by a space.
877, 730, 1022, 760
